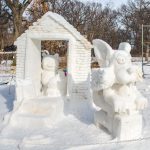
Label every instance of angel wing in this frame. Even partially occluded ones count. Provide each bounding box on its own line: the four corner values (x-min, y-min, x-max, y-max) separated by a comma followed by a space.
92, 39, 114, 67
91, 68, 115, 91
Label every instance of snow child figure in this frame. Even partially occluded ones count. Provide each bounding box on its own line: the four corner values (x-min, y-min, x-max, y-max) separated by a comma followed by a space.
41, 53, 67, 97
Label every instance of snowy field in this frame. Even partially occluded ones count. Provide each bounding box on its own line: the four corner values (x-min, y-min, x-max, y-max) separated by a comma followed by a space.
0, 61, 149, 150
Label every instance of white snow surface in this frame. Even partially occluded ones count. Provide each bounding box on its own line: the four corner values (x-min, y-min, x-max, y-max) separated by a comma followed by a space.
0, 61, 150, 149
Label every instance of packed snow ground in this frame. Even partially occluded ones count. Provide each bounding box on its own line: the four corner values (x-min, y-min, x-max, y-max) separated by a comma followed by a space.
0, 61, 150, 150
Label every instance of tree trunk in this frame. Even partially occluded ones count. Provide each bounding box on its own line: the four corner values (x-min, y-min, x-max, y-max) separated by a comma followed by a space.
0, 29, 4, 51
13, 13, 22, 41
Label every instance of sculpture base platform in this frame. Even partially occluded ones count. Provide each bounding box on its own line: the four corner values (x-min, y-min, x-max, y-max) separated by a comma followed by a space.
94, 110, 143, 141
6, 97, 64, 129
113, 114, 142, 141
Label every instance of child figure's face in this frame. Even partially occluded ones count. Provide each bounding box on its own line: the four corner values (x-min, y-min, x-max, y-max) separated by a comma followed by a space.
42, 55, 59, 71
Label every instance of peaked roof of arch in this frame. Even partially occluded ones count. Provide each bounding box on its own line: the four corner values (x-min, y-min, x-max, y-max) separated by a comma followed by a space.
21, 11, 92, 49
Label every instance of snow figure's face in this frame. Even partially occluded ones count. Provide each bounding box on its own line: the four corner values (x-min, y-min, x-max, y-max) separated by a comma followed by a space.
42, 54, 59, 71
111, 50, 132, 70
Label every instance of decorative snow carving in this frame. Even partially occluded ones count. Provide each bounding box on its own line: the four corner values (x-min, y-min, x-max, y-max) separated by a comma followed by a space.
41, 53, 67, 97
92, 39, 148, 140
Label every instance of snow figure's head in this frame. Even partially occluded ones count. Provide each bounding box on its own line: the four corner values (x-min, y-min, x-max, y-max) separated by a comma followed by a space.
110, 42, 132, 70
92, 39, 142, 84
42, 53, 59, 71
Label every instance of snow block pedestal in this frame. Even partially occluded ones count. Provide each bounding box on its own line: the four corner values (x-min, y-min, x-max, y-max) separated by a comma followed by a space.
95, 111, 143, 141
113, 113, 142, 141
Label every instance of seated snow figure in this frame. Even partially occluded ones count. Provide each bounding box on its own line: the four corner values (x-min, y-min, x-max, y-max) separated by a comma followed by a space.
92, 39, 147, 141
41, 53, 67, 97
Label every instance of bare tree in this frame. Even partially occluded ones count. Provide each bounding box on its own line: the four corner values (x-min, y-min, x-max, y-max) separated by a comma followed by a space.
0, 0, 11, 50
3, 0, 32, 40
119, 0, 150, 55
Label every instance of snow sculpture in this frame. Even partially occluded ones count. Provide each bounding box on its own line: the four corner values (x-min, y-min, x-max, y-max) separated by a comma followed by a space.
41, 53, 67, 97
92, 39, 147, 141
15, 12, 92, 101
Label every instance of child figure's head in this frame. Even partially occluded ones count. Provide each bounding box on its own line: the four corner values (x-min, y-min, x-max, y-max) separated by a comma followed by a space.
42, 54, 59, 71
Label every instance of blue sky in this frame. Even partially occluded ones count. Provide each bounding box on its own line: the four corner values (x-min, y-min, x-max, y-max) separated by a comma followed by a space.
80, 0, 128, 8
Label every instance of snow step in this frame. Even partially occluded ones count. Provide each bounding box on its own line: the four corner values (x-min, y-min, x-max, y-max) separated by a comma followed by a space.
9, 97, 65, 128
10, 114, 49, 128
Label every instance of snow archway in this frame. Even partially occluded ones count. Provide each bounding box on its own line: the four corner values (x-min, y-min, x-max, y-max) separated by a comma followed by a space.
15, 12, 92, 101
